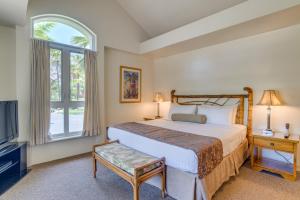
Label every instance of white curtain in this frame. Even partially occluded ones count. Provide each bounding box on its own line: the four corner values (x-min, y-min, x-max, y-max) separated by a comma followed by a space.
83, 50, 101, 136
30, 39, 50, 145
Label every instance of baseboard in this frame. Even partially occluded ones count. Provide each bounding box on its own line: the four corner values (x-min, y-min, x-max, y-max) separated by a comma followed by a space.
29, 152, 91, 168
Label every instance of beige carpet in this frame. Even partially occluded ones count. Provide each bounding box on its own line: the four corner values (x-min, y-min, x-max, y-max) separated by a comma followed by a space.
1, 155, 300, 200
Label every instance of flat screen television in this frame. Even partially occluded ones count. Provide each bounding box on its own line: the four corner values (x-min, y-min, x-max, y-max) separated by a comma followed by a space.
0, 101, 18, 145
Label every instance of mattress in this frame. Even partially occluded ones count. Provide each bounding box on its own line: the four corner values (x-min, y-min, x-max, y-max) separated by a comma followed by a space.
108, 119, 246, 174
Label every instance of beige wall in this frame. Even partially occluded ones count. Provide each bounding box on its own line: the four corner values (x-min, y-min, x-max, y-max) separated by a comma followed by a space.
105, 48, 155, 126
153, 24, 300, 169
15, 0, 149, 166
0, 25, 16, 100
154, 24, 300, 133
28, 0, 148, 53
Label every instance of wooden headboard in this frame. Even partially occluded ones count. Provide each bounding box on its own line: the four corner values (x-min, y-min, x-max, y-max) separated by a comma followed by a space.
170, 87, 253, 140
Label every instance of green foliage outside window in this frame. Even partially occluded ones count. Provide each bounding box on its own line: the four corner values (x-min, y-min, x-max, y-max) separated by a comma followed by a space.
70, 53, 85, 101
33, 21, 89, 103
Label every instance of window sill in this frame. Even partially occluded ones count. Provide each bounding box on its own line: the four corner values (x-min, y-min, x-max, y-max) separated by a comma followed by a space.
48, 134, 85, 143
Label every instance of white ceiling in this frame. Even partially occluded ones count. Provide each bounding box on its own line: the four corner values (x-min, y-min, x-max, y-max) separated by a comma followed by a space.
116, 0, 246, 38
0, 0, 28, 26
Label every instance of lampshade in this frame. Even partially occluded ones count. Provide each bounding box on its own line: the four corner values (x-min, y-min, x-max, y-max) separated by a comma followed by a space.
257, 90, 283, 106
153, 92, 164, 102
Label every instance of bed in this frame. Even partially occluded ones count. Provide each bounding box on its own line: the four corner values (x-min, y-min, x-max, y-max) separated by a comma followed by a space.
107, 87, 253, 200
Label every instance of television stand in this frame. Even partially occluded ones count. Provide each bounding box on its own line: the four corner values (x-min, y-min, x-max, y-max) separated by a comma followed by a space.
0, 142, 27, 195
0, 143, 18, 154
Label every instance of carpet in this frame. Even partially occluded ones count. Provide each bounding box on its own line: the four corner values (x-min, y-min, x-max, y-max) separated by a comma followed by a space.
1, 155, 299, 200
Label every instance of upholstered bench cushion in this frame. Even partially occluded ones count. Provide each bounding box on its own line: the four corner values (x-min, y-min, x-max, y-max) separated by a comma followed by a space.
95, 142, 160, 176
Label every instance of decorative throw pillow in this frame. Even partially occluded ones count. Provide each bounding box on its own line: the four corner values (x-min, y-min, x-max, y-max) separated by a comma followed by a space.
171, 113, 207, 124
167, 104, 197, 120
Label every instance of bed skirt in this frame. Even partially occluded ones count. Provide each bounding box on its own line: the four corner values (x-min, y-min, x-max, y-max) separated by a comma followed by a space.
146, 138, 249, 200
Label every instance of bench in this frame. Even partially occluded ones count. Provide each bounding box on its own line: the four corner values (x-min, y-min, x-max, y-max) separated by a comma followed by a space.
92, 140, 166, 200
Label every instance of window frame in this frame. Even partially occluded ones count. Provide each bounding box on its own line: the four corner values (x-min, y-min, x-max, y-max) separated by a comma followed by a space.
30, 14, 96, 140
49, 41, 85, 140
31, 14, 97, 51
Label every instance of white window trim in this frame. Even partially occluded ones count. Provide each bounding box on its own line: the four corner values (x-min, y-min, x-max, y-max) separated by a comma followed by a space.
31, 14, 97, 51
49, 42, 85, 140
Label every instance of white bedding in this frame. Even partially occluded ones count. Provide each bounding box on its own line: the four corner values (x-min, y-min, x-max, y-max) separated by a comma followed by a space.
108, 119, 246, 174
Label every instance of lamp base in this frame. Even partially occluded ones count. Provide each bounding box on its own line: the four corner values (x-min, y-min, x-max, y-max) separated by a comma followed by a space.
263, 129, 273, 136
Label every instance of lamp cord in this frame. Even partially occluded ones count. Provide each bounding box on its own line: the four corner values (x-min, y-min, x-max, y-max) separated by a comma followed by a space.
274, 150, 293, 164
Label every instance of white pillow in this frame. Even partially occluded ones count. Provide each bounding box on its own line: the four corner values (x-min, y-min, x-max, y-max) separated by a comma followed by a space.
167, 104, 197, 120
197, 105, 238, 125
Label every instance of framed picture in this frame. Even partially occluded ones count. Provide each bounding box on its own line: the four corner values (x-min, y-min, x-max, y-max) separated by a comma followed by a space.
120, 66, 141, 103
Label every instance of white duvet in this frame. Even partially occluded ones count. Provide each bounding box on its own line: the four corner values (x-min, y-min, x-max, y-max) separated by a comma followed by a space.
108, 119, 246, 174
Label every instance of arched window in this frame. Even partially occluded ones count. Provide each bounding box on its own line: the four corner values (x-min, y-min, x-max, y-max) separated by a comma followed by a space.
31, 15, 97, 139
32, 14, 96, 50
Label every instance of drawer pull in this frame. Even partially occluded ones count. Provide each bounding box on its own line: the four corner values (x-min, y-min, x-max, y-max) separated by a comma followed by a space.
270, 142, 275, 146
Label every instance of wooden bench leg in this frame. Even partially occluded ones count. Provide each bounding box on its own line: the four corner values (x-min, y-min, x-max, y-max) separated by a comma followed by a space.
93, 156, 97, 178
161, 169, 166, 198
133, 182, 140, 200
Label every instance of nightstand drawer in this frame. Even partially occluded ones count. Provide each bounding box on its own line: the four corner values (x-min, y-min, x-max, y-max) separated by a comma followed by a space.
253, 138, 294, 152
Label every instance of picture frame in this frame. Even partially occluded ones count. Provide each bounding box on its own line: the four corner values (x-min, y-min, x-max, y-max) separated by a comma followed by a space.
119, 66, 142, 103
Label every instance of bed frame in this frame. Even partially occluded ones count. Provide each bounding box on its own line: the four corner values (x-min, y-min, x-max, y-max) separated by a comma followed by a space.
170, 87, 253, 141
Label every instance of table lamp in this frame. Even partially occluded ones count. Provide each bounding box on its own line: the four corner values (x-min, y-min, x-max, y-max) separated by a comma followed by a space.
257, 90, 283, 135
153, 92, 164, 119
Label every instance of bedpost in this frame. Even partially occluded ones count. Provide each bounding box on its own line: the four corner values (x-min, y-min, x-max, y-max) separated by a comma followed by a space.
237, 96, 244, 125
244, 87, 253, 141
171, 90, 176, 103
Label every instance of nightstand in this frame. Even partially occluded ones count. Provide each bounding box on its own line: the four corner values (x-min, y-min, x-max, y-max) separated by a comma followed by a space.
143, 116, 162, 121
250, 132, 299, 181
